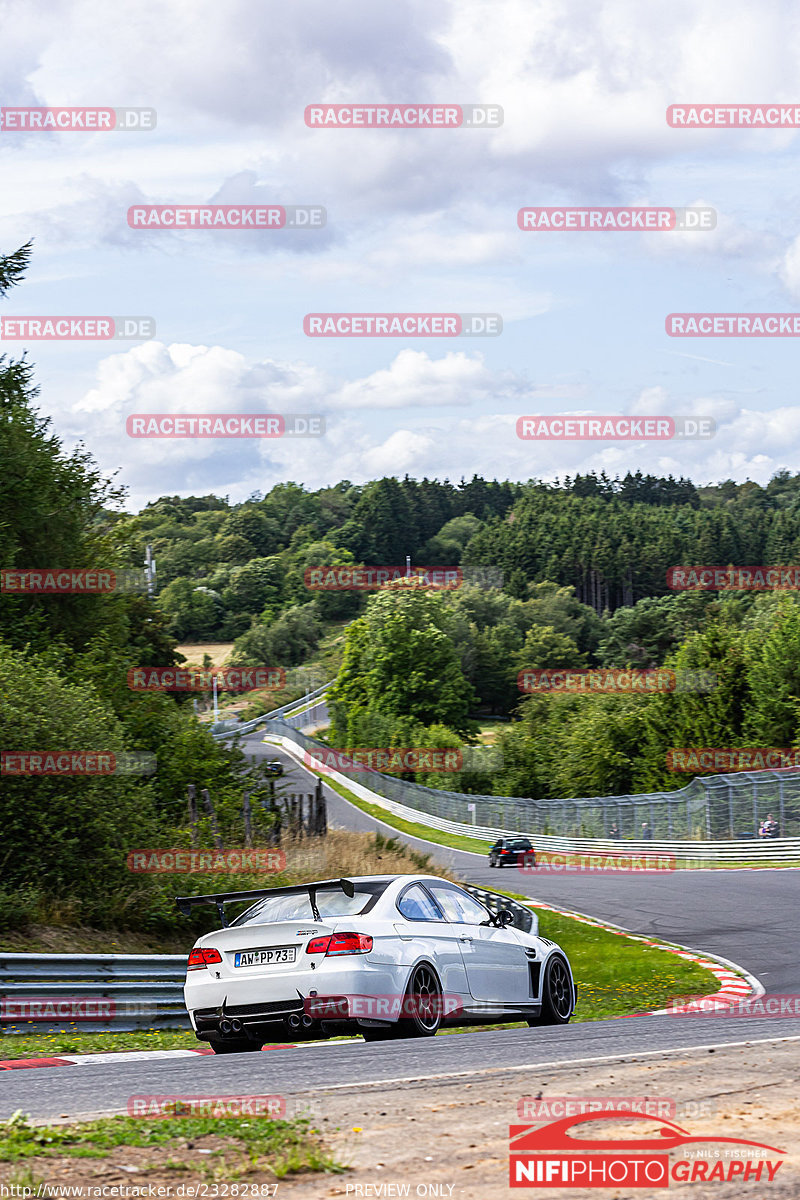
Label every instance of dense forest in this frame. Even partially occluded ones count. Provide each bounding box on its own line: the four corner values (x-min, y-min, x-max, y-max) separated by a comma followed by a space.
112, 467, 800, 649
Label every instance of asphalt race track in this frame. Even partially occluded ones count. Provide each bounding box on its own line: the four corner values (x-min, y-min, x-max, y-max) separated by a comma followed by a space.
4, 731, 797, 1122
2, 1018, 799, 1121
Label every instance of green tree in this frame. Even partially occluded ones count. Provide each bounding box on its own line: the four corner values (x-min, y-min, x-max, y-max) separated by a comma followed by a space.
329, 581, 477, 739
156, 578, 222, 640
0, 643, 159, 910
743, 595, 800, 745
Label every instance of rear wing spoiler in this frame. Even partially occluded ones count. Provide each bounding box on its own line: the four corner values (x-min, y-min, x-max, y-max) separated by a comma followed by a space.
176, 877, 356, 926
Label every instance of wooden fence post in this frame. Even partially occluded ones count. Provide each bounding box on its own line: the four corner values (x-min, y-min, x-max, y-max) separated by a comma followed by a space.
187, 784, 199, 846
243, 791, 252, 847
315, 779, 327, 836
201, 788, 224, 850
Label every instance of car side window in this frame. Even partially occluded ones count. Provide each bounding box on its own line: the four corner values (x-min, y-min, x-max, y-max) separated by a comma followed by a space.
396, 884, 446, 922
428, 884, 491, 925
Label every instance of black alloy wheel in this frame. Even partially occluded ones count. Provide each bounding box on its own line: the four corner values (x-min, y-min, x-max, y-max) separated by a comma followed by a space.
527, 954, 573, 1026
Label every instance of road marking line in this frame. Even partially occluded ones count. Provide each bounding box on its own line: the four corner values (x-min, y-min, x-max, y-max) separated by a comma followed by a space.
297, 1034, 800, 1093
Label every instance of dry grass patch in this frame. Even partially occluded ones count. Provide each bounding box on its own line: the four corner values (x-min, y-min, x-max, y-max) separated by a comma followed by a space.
277, 829, 457, 884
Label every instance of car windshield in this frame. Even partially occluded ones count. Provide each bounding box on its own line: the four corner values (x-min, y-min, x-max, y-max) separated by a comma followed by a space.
231, 881, 387, 926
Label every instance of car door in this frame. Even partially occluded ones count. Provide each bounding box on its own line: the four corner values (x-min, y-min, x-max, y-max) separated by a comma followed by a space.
394, 882, 469, 999
426, 882, 532, 1005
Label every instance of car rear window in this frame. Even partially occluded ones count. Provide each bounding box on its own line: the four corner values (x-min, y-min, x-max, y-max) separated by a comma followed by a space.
508, 840, 532, 850
232, 882, 387, 926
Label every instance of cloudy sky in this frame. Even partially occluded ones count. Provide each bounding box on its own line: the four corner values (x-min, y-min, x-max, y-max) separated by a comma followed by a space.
2, 0, 800, 508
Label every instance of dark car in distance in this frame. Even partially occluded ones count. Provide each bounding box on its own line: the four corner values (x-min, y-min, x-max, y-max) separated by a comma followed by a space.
488, 837, 535, 868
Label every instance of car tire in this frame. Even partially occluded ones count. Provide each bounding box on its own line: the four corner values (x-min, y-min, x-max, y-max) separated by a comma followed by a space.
395, 964, 443, 1038
207, 1037, 264, 1054
527, 954, 573, 1026
489, 856, 496, 867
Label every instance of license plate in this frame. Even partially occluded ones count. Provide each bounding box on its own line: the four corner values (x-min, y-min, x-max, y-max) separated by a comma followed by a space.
234, 946, 297, 968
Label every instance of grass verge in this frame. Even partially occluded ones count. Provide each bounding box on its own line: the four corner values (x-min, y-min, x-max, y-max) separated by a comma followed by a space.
527, 904, 719, 1020
0, 1110, 344, 1181
316, 775, 494, 855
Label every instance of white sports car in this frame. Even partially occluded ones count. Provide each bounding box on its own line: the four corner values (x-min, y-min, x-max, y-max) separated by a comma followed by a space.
177, 874, 577, 1053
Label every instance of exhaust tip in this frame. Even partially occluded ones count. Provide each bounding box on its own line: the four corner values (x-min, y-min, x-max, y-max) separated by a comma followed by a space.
230, 1018, 243, 1034
220, 1019, 232, 1035
301, 1014, 314, 1028
288, 1014, 302, 1030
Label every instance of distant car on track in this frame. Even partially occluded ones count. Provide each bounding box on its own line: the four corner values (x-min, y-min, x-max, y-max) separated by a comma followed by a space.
177, 873, 575, 1053
489, 837, 535, 868
264, 759, 284, 777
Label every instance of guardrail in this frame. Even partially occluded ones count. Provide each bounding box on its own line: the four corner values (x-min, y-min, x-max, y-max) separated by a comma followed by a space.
211, 682, 331, 740
0, 953, 190, 1033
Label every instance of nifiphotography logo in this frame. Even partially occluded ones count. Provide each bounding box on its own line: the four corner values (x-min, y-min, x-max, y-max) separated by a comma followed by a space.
509, 1110, 785, 1187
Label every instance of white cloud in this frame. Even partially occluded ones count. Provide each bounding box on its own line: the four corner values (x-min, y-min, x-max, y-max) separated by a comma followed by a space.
62, 339, 800, 509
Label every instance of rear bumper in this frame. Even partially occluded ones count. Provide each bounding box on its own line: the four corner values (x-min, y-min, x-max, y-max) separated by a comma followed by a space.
193, 997, 310, 1041
185, 961, 407, 1041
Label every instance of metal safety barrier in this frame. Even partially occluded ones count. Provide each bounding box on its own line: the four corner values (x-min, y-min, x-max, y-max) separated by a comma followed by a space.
211, 682, 331, 740
0, 953, 191, 1033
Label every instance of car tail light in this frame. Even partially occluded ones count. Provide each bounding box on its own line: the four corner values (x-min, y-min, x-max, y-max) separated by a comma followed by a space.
187, 947, 222, 970
305, 933, 373, 956
500, 849, 509, 855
